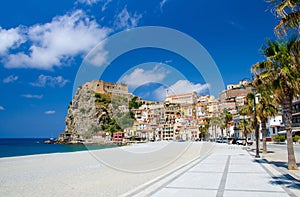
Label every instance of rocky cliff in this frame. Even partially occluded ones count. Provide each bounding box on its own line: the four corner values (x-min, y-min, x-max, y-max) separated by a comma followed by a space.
57, 81, 133, 144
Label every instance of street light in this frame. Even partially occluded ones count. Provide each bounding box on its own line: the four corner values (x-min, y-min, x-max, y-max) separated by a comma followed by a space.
253, 91, 260, 158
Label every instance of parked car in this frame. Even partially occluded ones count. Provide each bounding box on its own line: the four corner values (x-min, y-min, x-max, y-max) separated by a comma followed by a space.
246, 138, 253, 145
227, 137, 233, 144
232, 138, 237, 144
236, 139, 246, 145
216, 138, 229, 143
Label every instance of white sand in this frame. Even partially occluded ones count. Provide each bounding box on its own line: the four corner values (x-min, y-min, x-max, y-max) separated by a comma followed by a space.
0, 141, 215, 197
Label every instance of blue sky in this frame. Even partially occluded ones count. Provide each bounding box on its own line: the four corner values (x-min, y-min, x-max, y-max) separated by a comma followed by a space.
0, 0, 278, 138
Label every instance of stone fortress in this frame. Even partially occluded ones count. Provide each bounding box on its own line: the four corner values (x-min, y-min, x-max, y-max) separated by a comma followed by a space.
57, 80, 133, 144
84, 80, 129, 97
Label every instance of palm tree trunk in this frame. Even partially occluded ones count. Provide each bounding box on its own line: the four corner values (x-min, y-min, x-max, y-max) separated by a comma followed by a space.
221, 128, 224, 142
214, 125, 217, 141
283, 94, 298, 170
261, 117, 267, 154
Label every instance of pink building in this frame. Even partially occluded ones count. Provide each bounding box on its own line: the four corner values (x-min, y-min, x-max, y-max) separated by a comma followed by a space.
112, 131, 124, 142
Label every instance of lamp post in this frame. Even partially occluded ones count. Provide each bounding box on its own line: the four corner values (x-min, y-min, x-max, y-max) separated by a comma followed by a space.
253, 92, 260, 158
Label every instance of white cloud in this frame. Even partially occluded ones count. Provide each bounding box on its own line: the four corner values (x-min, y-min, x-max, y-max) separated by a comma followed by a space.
0, 106, 4, 110
45, 110, 56, 115
154, 80, 210, 101
85, 42, 109, 67
120, 65, 168, 90
160, 0, 169, 11
21, 94, 43, 99
3, 10, 110, 70
101, 0, 112, 11
3, 75, 18, 83
72, 0, 113, 10
168, 80, 210, 94
114, 7, 142, 30
0, 27, 25, 55
0, 5, 143, 70
76, 0, 99, 5
30, 75, 69, 87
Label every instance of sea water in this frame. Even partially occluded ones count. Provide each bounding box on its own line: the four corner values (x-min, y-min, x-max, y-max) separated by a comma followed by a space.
0, 138, 116, 158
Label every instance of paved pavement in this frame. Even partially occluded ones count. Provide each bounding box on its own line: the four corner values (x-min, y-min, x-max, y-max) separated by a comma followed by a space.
122, 143, 300, 197
259, 143, 300, 181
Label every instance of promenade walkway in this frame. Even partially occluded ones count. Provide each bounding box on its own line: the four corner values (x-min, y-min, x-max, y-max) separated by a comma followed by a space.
122, 143, 300, 197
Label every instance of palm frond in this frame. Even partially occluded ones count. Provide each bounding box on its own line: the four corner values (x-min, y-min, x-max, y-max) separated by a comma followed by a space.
275, 10, 300, 36
266, 0, 300, 36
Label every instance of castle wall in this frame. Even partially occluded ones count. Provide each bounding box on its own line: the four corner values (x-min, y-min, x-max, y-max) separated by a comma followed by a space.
84, 80, 128, 95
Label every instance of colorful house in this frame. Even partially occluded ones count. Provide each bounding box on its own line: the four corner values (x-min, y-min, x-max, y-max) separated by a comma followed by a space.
112, 131, 124, 142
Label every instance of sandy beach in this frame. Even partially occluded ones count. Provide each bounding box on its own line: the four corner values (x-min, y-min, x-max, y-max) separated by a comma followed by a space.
0, 141, 215, 197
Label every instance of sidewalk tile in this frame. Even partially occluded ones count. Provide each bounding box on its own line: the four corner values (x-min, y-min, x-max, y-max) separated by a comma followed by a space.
190, 163, 226, 173
152, 188, 217, 197
226, 173, 286, 192
228, 163, 265, 173
223, 190, 289, 197
167, 172, 222, 190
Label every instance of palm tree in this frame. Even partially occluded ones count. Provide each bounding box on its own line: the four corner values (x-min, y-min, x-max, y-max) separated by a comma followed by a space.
253, 75, 279, 154
199, 118, 210, 141
267, 0, 300, 36
210, 115, 220, 141
252, 38, 299, 170
219, 109, 233, 142
237, 118, 253, 140
239, 93, 256, 142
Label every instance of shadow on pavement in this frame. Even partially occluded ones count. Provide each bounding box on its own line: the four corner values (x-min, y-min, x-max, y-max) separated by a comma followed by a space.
269, 174, 300, 190
254, 159, 300, 190
261, 159, 300, 170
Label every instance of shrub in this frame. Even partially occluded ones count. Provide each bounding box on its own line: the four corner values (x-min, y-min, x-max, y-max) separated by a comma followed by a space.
80, 108, 86, 114
129, 96, 142, 109
273, 135, 286, 142
95, 93, 101, 98
293, 135, 300, 143
95, 93, 111, 104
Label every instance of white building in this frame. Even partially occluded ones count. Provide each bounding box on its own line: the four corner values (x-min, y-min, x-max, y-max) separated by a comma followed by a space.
165, 91, 198, 105
268, 116, 283, 137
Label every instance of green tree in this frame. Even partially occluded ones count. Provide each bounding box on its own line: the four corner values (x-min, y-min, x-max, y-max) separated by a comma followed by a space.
199, 118, 210, 140
129, 96, 142, 109
253, 75, 279, 154
237, 118, 253, 139
198, 125, 208, 140
267, 0, 300, 36
219, 110, 233, 141
240, 92, 256, 138
101, 118, 121, 135
252, 38, 299, 170
210, 115, 220, 141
